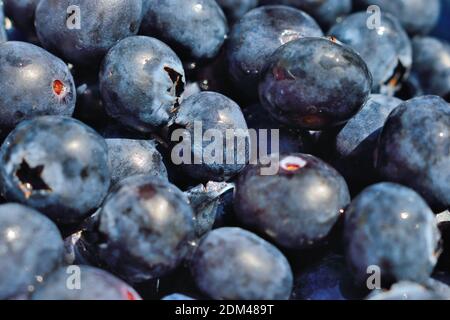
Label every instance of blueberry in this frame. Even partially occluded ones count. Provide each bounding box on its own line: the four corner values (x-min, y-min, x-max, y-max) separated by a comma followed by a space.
216, 0, 258, 23
106, 139, 168, 186
97, 175, 195, 283
376, 96, 450, 210
344, 182, 440, 286
411, 37, 450, 101
141, 0, 228, 60
354, 0, 441, 36
0, 41, 76, 133
333, 94, 403, 190
227, 5, 323, 99
32, 265, 141, 300
367, 282, 446, 300
35, 0, 143, 65
191, 227, 293, 300
99, 36, 185, 133
0, 1, 7, 42
171, 91, 250, 182
259, 37, 372, 130
0, 116, 110, 225
162, 293, 195, 301
329, 12, 412, 94
234, 153, 350, 249
291, 254, 364, 300
3, 0, 39, 33
0, 203, 63, 299
260, 0, 352, 29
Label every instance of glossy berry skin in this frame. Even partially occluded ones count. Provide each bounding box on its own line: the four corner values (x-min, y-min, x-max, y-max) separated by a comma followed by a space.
234, 153, 350, 250
216, 0, 258, 23
411, 37, 450, 101
106, 139, 168, 186
0, 1, 6, 42
0, 116, 110, 225
260, 0, 352, 29
35, 0, 143, 65
259, 37, 372, 130
97, 175, 195, 283
291, 254, 364, 300
100, 36, 185, 133
3, 0, 39, 33
0, 203, 63, 299
227, 5, 323, 99
345, 183, 440, 286
141, 0, 228, 60
191, 227, 293, 300
376, 96, 450, 210
171, 91, 249, 182
333, 95, 403, 189
0, 41, 76, 132
32, 266, 141, 300
354, 0, 441, 36
329, 12, 412, 94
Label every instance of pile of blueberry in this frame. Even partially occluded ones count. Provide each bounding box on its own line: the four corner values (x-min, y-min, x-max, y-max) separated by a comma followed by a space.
0, 0, 449, 301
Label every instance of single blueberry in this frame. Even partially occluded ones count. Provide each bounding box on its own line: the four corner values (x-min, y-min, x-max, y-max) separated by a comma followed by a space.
259, 37, 372, 130
32, 265, 141, 300
411, 37, 450, 101
0, 203, 63, 299
171, 91, 250, 182
0, 116, 110, 225
345, 183, 441, 286
100, 36, 185, 133
97, 175, 195, 283
3, 0, 39, 33
106, 139, 168, 186
376, 95, 450, 210
141, 0, 228, 60
35, 0, 143, 65
216, 0, 258, 23
0, 41, 76, 133
227, 5, 323, 99
354, 0, 441, 36
234, 153, 350, 250
329, 12, 412, 94
162, 293, 195, 301
191, 227, 293, 300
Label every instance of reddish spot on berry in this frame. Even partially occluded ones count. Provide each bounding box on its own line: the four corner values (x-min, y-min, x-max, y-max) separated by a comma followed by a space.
280, 156, 307, 173
53, 80, 65, 96
123, 288, 138, 300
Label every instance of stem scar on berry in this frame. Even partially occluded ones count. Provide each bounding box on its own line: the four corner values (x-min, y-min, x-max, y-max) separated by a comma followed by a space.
164, 66, 185, 108
52, 79, 66, 96
280, 156, 308, 173
15, 159, 52, 198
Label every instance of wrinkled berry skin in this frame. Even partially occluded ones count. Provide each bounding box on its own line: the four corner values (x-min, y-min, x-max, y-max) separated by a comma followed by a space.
345, 183, 440, 287
376, 96, 450, 210
172, 92, 250, 182
106, 139, 168, 186
334, 95, 403, 190
411, 37, 450, 100
329, 12, 412, 94
216, 0, 258, 22
0, 116, 110, 225
354, 0, 441, 36
4, 0, 39, 33
32, 266, 141, 300
191, 227, 293, 300
260, 0, 352, 29
0, 41, 76, 132
291, 254, 364, 300
259, 37, 372, 130
0, 203, 63, 299
100, 36, 185, 133
227, 5, 323, 99
97, 175, 195, 283
35, 0, 143, 65
141, 0, 228, 60
234, 153, 350, 250
0, 1, 7, 42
